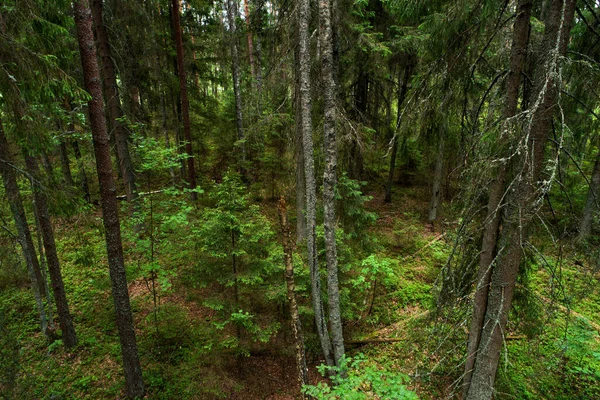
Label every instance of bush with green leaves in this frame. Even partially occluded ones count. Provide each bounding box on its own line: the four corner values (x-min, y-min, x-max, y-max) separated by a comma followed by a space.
303, 353, 418, 400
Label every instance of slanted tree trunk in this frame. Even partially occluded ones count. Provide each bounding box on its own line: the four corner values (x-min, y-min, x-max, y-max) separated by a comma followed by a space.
427, 136, 445, 225
91, 0, 138, 209
171, 0, 197, 199
578, 152, 600, 240
463, 0, 533, 395
24, 154, 78, 348
0, 118, 48, 335
226, 0, 246, 162
465, 2, 576, 399
320, 0, 344, 368
72, 1, 145, 397
278, 198, 309, 398
298, 0, 334, 367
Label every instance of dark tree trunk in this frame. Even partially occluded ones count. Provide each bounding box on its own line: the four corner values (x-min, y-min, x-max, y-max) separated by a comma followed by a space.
58, 140, 75, 188
24, 154, 78, 348
71, 140, 91, 203
463, 0, 533, 394
465, 2, 576, 399
320, 0, 345, 368
226, 0, 246, 162
91, 0, 138, 209
72, 1, 145, 397
278, 198, 309, 398
578, 152, 600, 240
427, 136, 445, 225
298, 0, 334, 367
0, 118, 48, 335
172, 0, 197, 199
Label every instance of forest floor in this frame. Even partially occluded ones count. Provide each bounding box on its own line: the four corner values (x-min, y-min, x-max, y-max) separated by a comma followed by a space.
1, 180, 600, 399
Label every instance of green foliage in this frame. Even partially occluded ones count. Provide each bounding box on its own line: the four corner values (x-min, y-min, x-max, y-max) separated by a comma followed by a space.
303, 354, 418, 400
335, 173, 377, 247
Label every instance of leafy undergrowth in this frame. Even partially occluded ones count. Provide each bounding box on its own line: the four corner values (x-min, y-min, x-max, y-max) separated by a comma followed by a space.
1, 183, 600, 399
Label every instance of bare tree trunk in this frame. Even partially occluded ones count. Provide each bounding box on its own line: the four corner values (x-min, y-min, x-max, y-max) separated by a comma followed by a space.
24, 154, 78, 348
172, 0, 197, 199
71, 140, 91, 203
463, 0, 533, 394
427, 136, 444, 225
578, 152, 600, 240
58, 140, 75, 188
0, 118, 48, 335
465, 2, 576, 399
226, 0, 246, 162
278, 198, 309, 399
73, 2, 145, 397
91, 0, 138, 209
320, 0, 344, 368
298, 0, 334, 367
242, 0, 256, 81
294, 34, 306, 243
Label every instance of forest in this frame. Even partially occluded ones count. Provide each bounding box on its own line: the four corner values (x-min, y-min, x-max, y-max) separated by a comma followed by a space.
1, 0, 600, 398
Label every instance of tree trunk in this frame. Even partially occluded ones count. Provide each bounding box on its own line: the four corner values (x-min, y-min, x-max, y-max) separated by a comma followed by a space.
294, 34, 306, 243
72, 1, 145, 398
320, 0, 344, 368
465, 2, 576, 399
24, 154, 78, 348
91, 0, 138, 209
242, 0, 256, 81
578, 151, 600, 240
298, 0, 334, 367
58, 140, 75, 188
0, 118, 48, 335
427, 136, 445, 225
463, 0, 533, 394
226, 0, 246, 162
278, 198, 310, 399
172, 0, 197, 199
71, 139, 91, 203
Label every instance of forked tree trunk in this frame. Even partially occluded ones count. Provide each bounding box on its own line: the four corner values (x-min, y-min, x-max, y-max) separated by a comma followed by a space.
465, 2, 576, 399
91, 0, 138, 209
172, 0, 197, 199
463, 0, 533, 394
578, 152, 600, 240
278, 198, 309, 398
298, 0, 334, 367
320, 0, 344, 368
24, 154, 78, 348
226, 0, 246, 162
72, 1, 145, 397
0, 118, 48, 335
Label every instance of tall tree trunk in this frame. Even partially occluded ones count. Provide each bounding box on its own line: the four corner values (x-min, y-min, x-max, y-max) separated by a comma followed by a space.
298, 0, 334, 367
428, 136, 445, 225
72, 2, 145, 398
463, 0, 533, 395
578, 151, 600, 240
320, 0, 344, 368
226, 0, 246, 163
278, 198, 309, 398
294, 36, 306, 243
24, 154, 78, 348
465, 2, 576, 399
242, 0, 256, 81
0, 118, 49, 336
91, 0, 138, 209
58, 140, 75, 188
385, 63, 412, 203
172, 0, 197, 199
71, 140, 91, 203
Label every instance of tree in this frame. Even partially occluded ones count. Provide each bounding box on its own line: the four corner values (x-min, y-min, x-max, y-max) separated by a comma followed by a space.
72, 1, 145, 397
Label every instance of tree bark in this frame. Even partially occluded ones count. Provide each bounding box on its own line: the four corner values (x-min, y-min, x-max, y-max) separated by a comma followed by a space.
294, 31, 306, 243
298, 0, 334, 367
226, 0, 246, 162
463, 1, 533, 394
91, 0, 138, 209
72, 1, 145, 397
465, 2, 576, 399
0, 118, 48, 335
242, 0, 256, 81
71, 139, 91, 203
58, 140, 75, 188
172, 0, 197, 199
24, 154, 78, 348
320, 0, 344, 368
578, 151, 600, 240
278, 198, 310, 399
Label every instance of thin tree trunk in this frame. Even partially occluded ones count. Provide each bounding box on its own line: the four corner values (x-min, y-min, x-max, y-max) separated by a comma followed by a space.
242, 0, 256, 81
91, 0, 138, 209
463, 0, 533, 395
298, 0, 334, 367
428, 136, 445, 225
578, 152, 600, 240
72, 2, 145, 397
226, 0, 246, 162
294, 36, 306, 244
0, 118, 48, 335
24, 154, 78, 348
277, 198, 309, 398
58, 140, 75, 188
71, 140, 91, 203
320, 0, 344, 368
465, 2, 576, 399
172, 0, 197, 199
